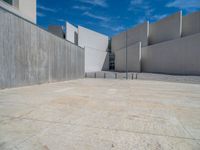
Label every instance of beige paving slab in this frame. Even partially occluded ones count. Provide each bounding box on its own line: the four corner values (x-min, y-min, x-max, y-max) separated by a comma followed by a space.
0, 79, 200, 150
16, 123, 200, 150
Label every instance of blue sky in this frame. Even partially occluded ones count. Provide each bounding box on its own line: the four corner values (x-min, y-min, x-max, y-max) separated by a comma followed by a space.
37, 0, 200, 36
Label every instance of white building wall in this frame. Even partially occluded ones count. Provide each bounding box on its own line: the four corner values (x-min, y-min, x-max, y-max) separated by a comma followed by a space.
66, 22, 78, 44
0, 0, 36, 23
78, 26, 109, 72
19, 0, 36, 23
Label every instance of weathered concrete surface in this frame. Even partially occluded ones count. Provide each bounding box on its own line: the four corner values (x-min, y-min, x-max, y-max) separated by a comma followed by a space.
142, 32, 200, 75
182, 11, 200, 37
0, 79, 200, 150
0, 7, 85, 89
111, 22, 148, 53
115, 42, 141, 72
149, 12, 182, 45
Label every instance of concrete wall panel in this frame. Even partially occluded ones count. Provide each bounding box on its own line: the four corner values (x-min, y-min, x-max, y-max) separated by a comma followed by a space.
66, 22, 78, 44
149, 12, 182, 45
182, 11, 200, 37
0, 7, 84, 89
142, 33, 200, 75
19, 0, 36, 23
78, 26, 109, 51
78, 25, 109, 72
48, 26, 64, 38
115, 42, 141, 72
112, 22, 148, 53
111, 31, 126, 53
85, 47, 109, 72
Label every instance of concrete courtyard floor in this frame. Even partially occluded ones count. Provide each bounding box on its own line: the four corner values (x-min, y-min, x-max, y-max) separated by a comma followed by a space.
0, 79, 200, 150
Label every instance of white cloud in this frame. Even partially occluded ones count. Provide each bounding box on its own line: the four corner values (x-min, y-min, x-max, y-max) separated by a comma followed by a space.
73, 5, 91, 10
57, 19, 66, 22
166, 0, 200, 12
83, 11, 109, 21
98, 21, 125, 32
130, 0, 143, 5
79, 0, 108, 7
37, 5, 57, 12
37, 12, 46, 17
152, 14, 167, 21
112, 26, 125, 32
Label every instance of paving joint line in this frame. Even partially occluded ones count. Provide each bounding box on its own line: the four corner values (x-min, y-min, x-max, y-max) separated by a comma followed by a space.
18, 117, 200, 141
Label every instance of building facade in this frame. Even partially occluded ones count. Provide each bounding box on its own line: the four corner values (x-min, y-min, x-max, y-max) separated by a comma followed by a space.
0, 0, 36, 23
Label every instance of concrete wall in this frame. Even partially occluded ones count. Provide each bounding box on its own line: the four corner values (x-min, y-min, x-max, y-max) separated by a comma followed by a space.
149, 12, 182, 45
0, 7, 84, 89
182, 11, 200, 37
142, 33, 200, 75
0, 0, 36, 23
19, 0, 36, 23
85, 47, 109, 72
66, 22, 78, 44
78, 26, 109, 51
115, 42, 141, 72
112, 22, 148, 53
48, 26, 65, 38
78, 25, 109, 72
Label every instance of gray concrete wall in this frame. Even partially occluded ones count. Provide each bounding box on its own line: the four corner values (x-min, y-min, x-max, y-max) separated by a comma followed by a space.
115, 42, 141, 72
48, 26, 65, 38
182, 11, 200, 37
142, 33, 200, 75
149, 12, 182, 45
0, 7, 85, 89
111, 22, 148, 53
78, 25, 109, 72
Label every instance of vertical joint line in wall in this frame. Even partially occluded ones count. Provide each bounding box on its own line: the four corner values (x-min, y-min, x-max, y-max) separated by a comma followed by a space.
126, 29, 128, 80
147, 21, 150, 46
139, 42, 142, 72
180, 10, 183, 37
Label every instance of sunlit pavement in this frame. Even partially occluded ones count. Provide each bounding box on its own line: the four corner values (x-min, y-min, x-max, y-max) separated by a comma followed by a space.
0, 79, 200, 150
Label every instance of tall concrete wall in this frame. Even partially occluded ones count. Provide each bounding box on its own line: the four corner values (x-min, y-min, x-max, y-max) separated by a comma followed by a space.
142, 33, 200, 75
66, 22, 78, 44
182, 11, 200, 37
0, 7, 84, 89
115, 42, 141, 72
149, 12, 182, 45
0, 0, 36, 23
78, 26, 109, 72
112, 22, 148, 53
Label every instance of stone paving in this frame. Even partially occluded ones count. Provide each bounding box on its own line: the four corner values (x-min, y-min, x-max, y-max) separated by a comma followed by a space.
0, 79, 200, 150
